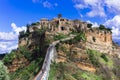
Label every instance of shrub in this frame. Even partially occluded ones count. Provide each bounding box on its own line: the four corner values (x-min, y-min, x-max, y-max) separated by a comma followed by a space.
10, 58, 43, 80
19, 46, 32, 60
58, 14, 62, 18
87, 23, 92, 28
0, 61, 10, 80
54, 33, 67, 40
19, 30, 30, 39
99, 24, 106, 30
3, 52, 16, 65
106, 28, 112, 32
31, 22, 39, 26
70, 32, 86, 43
81, 72, 102, 80
33, 28, 46, 38
87, 49, 99, 67
26, 24, 30, 33
99, 24, 112, 32
101, 54, 108, 62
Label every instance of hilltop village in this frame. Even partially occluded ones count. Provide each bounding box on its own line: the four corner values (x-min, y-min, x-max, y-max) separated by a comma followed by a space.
2, 16, 120, 80
19, 17, 119, 58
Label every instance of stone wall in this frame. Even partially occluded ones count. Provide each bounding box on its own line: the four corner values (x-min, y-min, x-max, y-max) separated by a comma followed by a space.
85, 28, 112, 54
27, 18, 88, 35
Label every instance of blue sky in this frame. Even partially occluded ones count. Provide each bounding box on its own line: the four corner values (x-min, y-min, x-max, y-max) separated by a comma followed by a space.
0, 0, 120, 53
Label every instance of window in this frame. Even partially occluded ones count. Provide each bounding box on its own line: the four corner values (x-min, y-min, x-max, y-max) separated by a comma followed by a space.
61, 26, 65, 31
92, 37, 96, 42
60, 19, 64, 21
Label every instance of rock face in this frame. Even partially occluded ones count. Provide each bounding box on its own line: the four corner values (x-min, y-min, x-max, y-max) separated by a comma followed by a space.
56, 43, 96, 73
18, 17, 120, 59
7, 29, 47, 72
8, 57, 29, 72
19, 17, 119, 58
19, 37, 28, 47
19, 29, 46, 48
85, 28, 112, 54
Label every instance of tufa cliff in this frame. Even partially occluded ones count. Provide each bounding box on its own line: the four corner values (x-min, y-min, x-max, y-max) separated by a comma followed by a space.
19, 17, 119, 58
2, 16, 120, 80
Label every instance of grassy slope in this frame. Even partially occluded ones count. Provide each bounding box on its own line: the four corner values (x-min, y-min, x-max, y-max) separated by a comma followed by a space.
48, 62, 102, 80
49, 43, 120, 80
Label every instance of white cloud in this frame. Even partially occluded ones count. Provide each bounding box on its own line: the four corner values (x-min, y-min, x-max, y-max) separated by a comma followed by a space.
104, 15, 120, 40
7, 44, 18, 52
0, 44, 7, 50
73, 0, 120, 42
74, 4, 86, 9
87, 20, 99, 27
73, 0, 120, 18
105, 15, 120, 27
73, 0, 106, 17
73, 0, 120, 15
112, 27, 120, 37
84, 0, 99, 6
0, 23, 26, 54
11, 23, 26, 35
105, 0, 120, 13
32, 0, 58, 9
0, 41, 18, 53
43, 1, 52, 8
87, 5, 106, 17
0, 32, 17, 40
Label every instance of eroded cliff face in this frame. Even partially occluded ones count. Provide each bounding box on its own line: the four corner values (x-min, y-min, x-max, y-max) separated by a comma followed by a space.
53, 38, 120, 80
8, 56, 29, 72
85, 28, 113, 54
6, 29, 48, 72
56, 43, 96, 73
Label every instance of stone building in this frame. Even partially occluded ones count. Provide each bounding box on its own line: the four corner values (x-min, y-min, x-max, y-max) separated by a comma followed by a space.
27, 17, 88, 34
19, 16, 115, 56
40, 18, 49, 25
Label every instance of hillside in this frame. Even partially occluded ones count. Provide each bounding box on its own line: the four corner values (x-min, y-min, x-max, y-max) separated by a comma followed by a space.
49, 35, 120, 80
1, 17, 120, 80
2, 27, 50, 80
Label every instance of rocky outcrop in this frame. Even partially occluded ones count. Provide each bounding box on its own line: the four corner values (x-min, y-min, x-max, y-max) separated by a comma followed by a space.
85, 28, 113, 55
56, 42, 97, 72
7, 28, 47, 72
8, 57, 29, 72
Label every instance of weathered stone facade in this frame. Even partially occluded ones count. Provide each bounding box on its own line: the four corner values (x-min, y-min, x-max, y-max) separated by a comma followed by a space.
19, 17, 120, 57
27, 18, 88, 34
85, 28, 112, 54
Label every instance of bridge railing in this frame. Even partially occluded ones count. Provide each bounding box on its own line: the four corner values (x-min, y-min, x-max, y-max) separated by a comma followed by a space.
34, 35, 75, 80
34, 43, 57, 80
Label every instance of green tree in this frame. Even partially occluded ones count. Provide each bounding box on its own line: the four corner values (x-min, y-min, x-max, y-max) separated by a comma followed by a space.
58, 14, 62, 18
26, 24, 30, 34
19, 31, 25, 39
3, 52, 16, 65
0, 61, 9, 80
106, 28, 112, 32
87, 23, 92, 28
99, 24, 106, 30
19, 46, 32, 60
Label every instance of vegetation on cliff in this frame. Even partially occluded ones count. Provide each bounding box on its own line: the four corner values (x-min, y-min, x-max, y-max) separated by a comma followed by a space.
49, 37, 120, 80
0, 61, 9, 80
1, 16, 119, 80
2, 23, 50, 80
